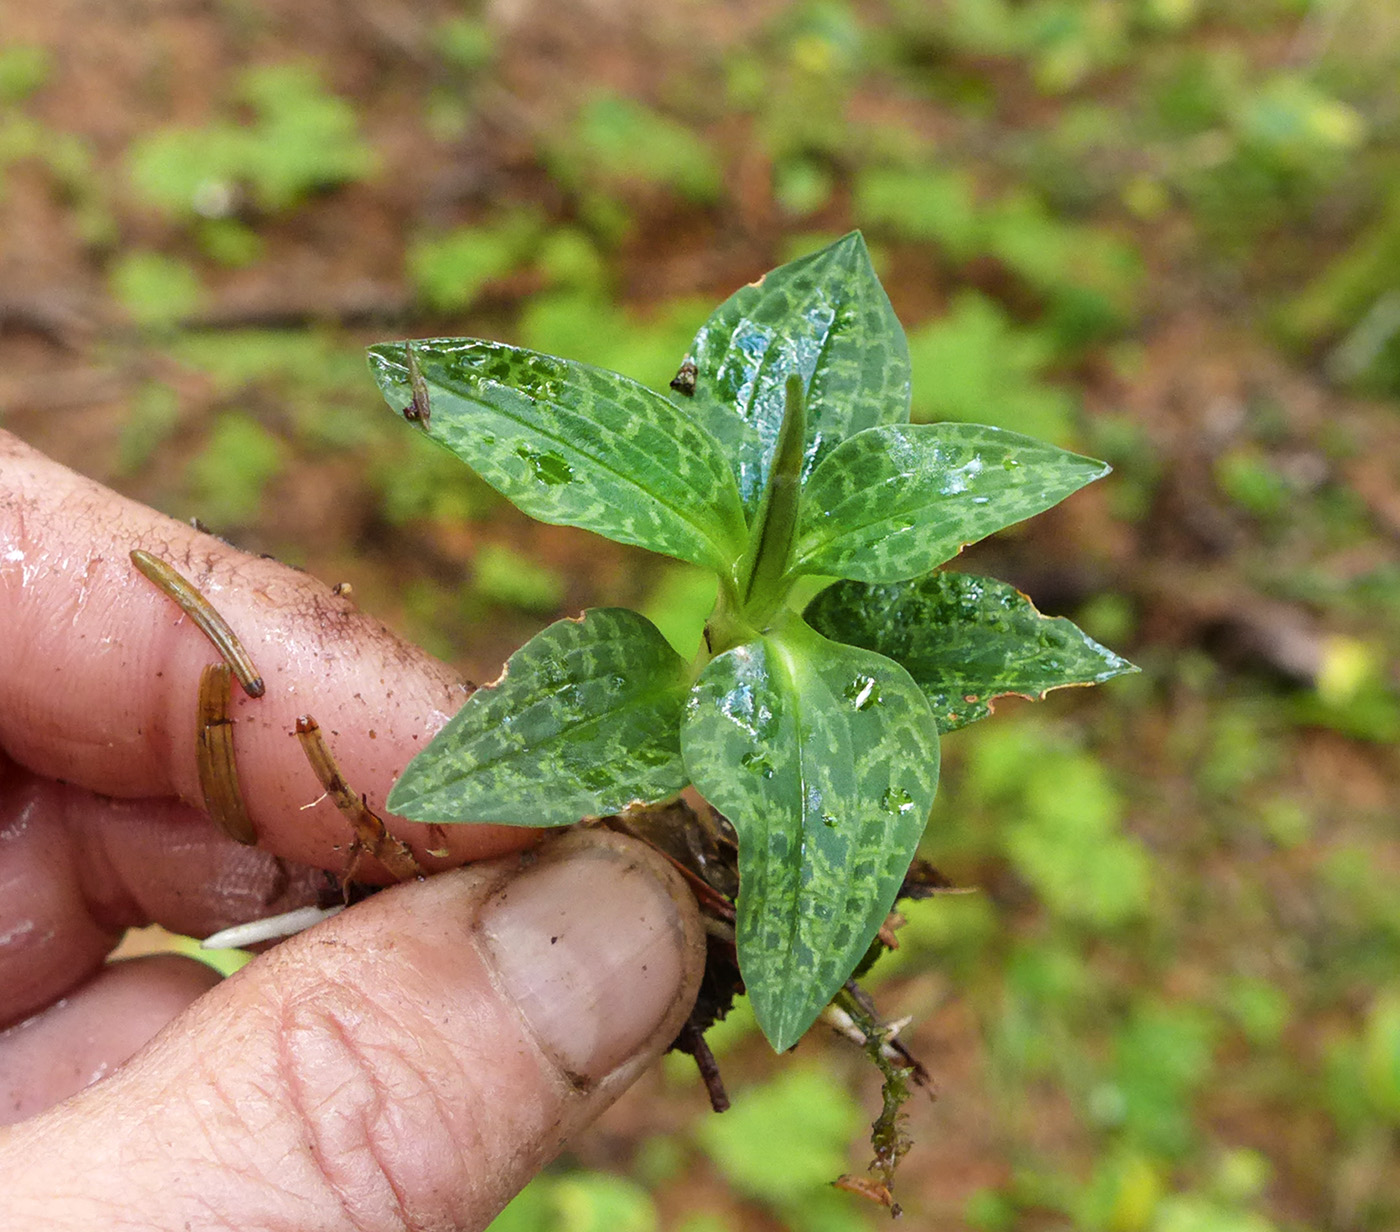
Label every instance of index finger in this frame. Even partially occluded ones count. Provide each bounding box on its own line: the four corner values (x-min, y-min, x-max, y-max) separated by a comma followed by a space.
0, 430, 533, 872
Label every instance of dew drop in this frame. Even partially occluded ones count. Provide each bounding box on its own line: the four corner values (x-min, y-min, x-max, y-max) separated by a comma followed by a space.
821, 812, 839, 828
515, 445, 574, 486
881, 786, 916, 815
740, 750, 775, 779
843, 673, 881, 711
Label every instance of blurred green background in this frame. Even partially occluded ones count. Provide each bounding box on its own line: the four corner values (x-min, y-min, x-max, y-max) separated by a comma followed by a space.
3, 0, 1399, 1227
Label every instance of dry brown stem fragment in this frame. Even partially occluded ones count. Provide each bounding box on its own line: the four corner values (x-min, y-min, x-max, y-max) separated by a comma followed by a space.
131, 549, 265, 697
196, 662, 256, 845
675, 1021, 730, 1112
294, 714, 423, 882
833, 1174, 898, 1212
877, 911, 905, 951
403, 341, 431, 425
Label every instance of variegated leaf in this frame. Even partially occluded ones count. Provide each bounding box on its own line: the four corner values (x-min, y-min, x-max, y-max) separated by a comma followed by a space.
680, 615, 939, 1051
369, 339, 748, 572
388, 608, 690, 825
678, 231, 911, 521
805, 572, 1138, 732
791, 422, 1110, 583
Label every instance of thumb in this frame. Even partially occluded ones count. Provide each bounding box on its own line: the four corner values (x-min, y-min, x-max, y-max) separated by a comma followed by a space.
0, 830, 706, 1232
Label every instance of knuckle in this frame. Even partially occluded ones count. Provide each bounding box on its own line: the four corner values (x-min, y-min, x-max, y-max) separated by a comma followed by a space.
273, 985, 476, 1231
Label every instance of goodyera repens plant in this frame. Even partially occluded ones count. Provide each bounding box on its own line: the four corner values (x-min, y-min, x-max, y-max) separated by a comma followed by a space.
368, 232, 1134, 1054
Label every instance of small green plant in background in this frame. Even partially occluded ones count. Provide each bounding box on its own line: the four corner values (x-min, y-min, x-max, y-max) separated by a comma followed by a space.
407, 214, 545, 314
186, 412, 285, 528
0, 45, 114, 247
127, 61, 375, 223
543, 92, 722, 239
696, 1065, 870, 1230
109, 251, 204, 331
0, 43, 52, 104
367, 231, 1135, 1059
905, 291, 1080, 444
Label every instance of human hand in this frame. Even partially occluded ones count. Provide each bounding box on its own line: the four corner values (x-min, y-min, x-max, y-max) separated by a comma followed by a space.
0, 430, 705, 1230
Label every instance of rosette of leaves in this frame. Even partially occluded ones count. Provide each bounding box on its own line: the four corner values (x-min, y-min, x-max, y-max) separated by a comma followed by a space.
367, 232, 1134, 1051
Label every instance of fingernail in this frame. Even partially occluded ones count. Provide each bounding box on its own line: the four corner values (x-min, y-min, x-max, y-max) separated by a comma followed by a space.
476, 837, 691, 1084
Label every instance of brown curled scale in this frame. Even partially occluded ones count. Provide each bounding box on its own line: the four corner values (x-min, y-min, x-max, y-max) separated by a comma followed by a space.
670, 357, 698, 396
196, 662, 256, 845
294, 715, 423, 883
403, 341, 431, 426
130, 549, 265, 698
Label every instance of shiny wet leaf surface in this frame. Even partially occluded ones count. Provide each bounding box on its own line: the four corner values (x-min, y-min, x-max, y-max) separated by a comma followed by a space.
806, 572, 1138, 732
680, 616, 939, 1050
388, 608, 691, 825
369, 338, 748, 572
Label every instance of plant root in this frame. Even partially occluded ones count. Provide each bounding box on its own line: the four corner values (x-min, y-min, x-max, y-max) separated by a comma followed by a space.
294, 714, 423, 885
831, 981, 925, 1219
195, 662, 256, 845
130, 549, 265, 697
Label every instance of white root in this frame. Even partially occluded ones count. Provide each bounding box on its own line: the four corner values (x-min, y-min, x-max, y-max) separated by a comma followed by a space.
821, 1004, 915, 1061
201, 903, 345, 950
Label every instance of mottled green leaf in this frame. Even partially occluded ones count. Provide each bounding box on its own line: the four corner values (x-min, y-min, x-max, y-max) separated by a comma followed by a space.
805, 572, 1138, 732
792, 423, 1110, 583
369, 339, 747, 571
680, 616, 939, 1051
388, 608, 690, 825
678, 231, 911, 520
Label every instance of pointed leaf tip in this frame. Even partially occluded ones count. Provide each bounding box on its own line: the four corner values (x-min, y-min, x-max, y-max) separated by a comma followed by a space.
676, 233, 911, 521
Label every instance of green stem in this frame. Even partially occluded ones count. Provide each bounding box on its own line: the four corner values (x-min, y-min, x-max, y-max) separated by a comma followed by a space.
737, 373, 806, 628
699, 576, 756, 660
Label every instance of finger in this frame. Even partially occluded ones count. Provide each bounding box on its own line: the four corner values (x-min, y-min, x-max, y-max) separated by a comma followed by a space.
0, 754, 325, 1027
0, 431, 531, 871
0, 831, 706, 1231
0, 954, 222, 1125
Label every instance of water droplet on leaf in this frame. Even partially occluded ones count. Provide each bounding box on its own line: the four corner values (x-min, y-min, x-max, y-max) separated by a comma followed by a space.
515, 445, 574, 486
740, 750, 775, 779
843, 673, 881, 710
881, 786, 916, 815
